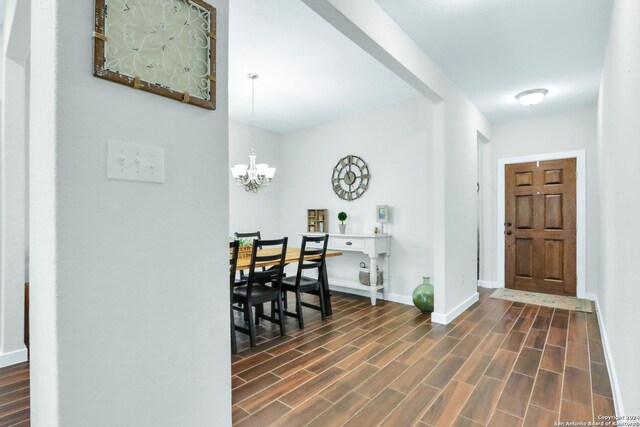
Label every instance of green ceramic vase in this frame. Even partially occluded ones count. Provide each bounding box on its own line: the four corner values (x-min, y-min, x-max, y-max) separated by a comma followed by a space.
412, 276, 434, 313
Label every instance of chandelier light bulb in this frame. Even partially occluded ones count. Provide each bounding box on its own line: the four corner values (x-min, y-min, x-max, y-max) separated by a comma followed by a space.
515, 88, 548, 106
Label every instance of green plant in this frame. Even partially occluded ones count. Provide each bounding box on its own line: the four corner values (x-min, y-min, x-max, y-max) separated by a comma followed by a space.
236, 238, 253, 247
338, 211, 347, 224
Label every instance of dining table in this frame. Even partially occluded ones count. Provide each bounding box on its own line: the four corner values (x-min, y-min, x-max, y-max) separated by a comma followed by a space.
235, 247, 342, 316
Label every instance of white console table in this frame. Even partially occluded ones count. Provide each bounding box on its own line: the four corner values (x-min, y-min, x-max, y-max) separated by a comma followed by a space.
298, 233, 391, 305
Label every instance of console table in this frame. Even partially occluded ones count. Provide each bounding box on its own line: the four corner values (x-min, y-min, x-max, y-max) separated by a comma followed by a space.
298, 233, 391, 305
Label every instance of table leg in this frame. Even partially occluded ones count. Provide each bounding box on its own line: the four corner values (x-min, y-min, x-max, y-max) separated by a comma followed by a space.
369, 256, 378, 306
383, 254, 389, 300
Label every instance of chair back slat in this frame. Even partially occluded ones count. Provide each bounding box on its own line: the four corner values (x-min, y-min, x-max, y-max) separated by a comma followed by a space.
295, 234, 329, 285
235, 231, 262, 249
245, 237, 289, 298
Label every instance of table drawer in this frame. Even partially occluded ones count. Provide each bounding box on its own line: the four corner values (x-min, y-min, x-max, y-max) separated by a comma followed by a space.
331, 237, 365, 250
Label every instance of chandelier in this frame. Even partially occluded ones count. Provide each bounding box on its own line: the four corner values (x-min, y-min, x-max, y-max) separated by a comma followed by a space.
231, 73, 276, 192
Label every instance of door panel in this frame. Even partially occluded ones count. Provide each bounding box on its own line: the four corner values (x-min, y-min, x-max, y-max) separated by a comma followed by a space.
544, 195, 563, 230
516, 196, 534, 229
515, 239, 534, 277
505, 158, 577, 296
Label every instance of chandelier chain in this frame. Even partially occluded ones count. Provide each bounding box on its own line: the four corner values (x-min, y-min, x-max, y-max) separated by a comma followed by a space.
250, 75, 256, 154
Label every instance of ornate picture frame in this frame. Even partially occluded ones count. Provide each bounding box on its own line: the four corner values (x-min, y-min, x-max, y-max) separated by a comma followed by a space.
93, 0, 217, 110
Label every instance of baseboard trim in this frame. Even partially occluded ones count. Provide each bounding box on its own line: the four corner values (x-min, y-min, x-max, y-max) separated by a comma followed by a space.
431, 292, 479, 325
0, 347, 28, 368
329, 285, 415, 307
386, 293, 413, 306
478, 280, 500, 289
590, 295, 624, 416
329, 285, 382, 300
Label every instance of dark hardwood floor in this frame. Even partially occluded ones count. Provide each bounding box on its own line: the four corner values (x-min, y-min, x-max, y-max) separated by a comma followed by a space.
231, 288, 616, 426
0, 362, 30, 427
0, 288, 616, 427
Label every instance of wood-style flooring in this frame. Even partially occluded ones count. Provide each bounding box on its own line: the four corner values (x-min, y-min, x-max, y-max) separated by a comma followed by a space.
0, 288, 616, 427
0, 362, 29, 427
231, 288, 616, 426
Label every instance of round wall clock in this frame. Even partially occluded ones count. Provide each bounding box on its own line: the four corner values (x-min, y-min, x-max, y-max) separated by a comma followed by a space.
331, 155, 370, 201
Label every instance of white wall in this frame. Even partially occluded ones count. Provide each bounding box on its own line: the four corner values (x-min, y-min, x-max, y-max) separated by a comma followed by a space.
440, 93, 490, 320
596, 0, 640, 415
229, 120, 282, 238
29, 0, 231, 425
0, 0, 29, 368
302, 0, 491, 322
279, 97, 434, 301
479, 108, 599, 294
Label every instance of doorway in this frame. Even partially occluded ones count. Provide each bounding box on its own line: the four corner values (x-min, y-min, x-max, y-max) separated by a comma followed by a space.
504, 158, 577, 296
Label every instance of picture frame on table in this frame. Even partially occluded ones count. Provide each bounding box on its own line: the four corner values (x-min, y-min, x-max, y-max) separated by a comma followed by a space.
376, 205, 388, 223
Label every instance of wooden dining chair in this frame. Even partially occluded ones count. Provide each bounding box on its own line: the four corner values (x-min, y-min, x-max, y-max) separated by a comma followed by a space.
229, 240, 239, 355
281, 234, 329, 329
232, 237, 288, 347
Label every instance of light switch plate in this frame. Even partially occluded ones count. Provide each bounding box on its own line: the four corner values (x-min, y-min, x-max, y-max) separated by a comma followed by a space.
108, 140, 164, 184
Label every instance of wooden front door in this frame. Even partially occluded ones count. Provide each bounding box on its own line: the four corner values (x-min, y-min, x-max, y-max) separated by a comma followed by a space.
505, 158, 577, 296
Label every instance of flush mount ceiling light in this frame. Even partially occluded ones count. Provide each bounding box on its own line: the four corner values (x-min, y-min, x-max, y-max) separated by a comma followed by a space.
515, 88, 549, 106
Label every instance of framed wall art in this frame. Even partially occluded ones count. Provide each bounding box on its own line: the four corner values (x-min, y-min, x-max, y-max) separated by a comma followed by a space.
93, 0, 217, 110
376, 205, 388, 223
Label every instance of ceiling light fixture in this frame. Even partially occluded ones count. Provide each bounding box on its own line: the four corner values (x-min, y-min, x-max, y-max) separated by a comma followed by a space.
515, 88, 548, 107
231, 73, 276, 192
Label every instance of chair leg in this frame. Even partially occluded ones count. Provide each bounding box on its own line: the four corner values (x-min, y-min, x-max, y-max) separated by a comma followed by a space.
296, 289, 304, 329
318, 285, 327, 321
277, 295, 285, 337
231, 307, 237, 355
246, 303, 256, 348
255, 304, 262, 326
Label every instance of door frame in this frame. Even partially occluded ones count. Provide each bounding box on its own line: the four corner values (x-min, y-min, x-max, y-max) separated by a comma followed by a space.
497, 150, 586, 298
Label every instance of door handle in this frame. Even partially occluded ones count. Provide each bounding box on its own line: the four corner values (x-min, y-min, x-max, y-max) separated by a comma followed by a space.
505, 222, 512, 227
506, 231, 512, 235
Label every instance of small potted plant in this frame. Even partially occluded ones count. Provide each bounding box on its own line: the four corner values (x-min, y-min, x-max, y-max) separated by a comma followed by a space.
237, 238, 253, 258
338, 211, 348, 234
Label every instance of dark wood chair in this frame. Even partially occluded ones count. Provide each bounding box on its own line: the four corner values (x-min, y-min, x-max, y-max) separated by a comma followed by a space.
229, 240, 239, 355
281, 234, 329, 329
232, 237, 288, 347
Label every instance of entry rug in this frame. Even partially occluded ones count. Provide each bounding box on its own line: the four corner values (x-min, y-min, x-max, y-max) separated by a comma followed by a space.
490, 288, 593, 313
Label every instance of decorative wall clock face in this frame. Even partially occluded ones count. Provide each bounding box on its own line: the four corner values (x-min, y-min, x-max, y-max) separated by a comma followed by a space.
331, 155, 370, 201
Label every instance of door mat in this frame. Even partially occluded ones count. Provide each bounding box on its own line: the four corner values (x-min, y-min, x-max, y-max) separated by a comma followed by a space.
491, 288, 593, 313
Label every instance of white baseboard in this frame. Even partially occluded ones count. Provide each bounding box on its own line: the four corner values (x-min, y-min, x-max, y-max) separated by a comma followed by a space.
431, 292, 479, 325
386, 293, 413, 306
0, 347, 28, 368
590, 295, 624, 416
329, 284, 382, 300
330, 284, 414, 307
478, 280, 500, 289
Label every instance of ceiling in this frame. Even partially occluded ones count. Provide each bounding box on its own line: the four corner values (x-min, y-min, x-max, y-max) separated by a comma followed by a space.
228, 0, 419, 134
376, 0, 613, 123
0, 1, 614, 128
